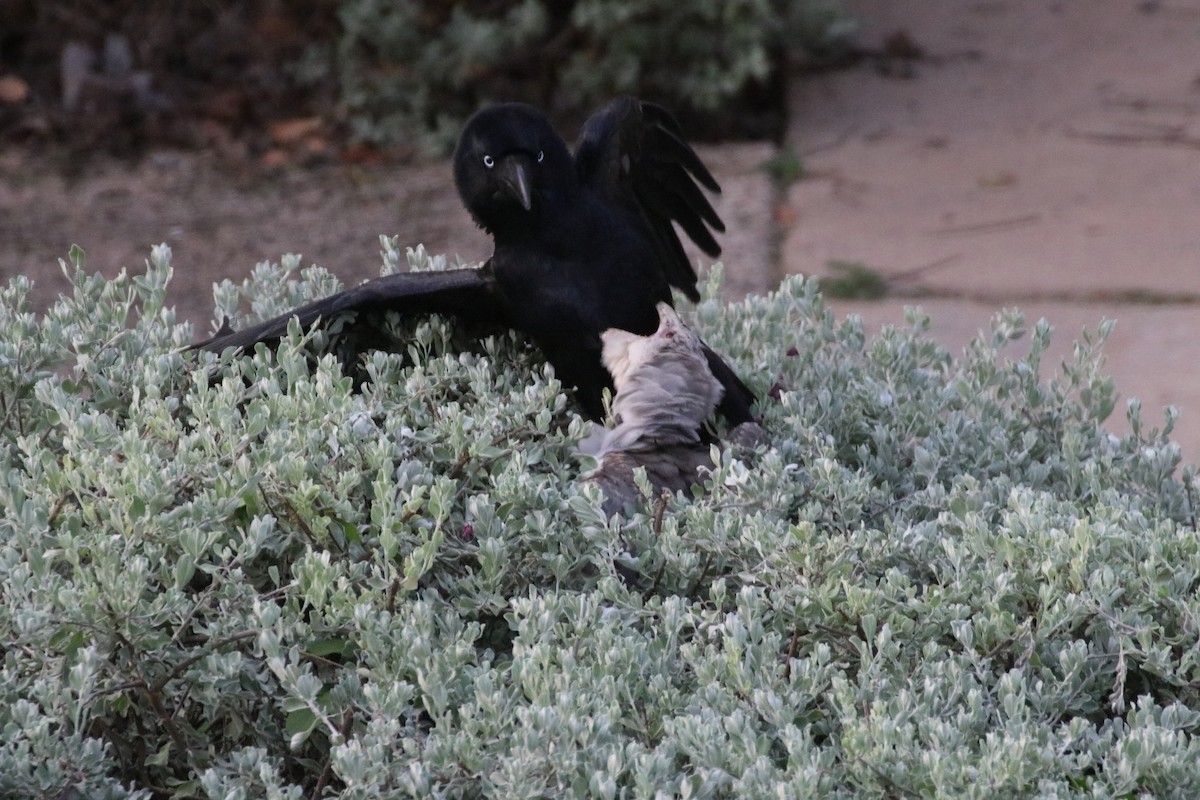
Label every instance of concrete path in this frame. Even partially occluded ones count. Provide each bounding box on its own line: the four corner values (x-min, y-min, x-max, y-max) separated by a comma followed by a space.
781, 0, 1200, 459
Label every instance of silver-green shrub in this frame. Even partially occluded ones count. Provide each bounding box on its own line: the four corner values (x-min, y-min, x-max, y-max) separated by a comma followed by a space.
2, 242, 1199, 798
326, 0, 854, 152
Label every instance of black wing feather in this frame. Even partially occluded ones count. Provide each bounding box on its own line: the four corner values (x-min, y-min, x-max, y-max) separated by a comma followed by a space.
193, 266, 504, 353
574, 96, 724, 303
640, 169, 723, 256
638, 102, 721, 193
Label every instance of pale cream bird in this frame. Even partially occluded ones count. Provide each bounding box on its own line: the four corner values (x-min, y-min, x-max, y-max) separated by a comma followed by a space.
585, 303, 764, 513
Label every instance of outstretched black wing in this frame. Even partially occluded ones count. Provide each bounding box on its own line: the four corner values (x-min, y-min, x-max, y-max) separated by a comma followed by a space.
194, 265, 506, 353
573, 96, 725, 303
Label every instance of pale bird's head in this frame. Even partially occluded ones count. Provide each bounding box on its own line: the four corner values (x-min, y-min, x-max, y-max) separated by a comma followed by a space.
600, 303, 689, 393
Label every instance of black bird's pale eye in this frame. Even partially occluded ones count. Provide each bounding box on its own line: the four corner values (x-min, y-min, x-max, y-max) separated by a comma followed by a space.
537, 150, 544, 163
483, 154, 495, 168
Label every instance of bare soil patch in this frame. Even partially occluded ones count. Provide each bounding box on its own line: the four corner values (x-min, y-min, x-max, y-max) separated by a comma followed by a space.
0, 149, 488, 331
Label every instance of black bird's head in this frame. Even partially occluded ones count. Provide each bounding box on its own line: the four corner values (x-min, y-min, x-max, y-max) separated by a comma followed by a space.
453, 103, 574, 233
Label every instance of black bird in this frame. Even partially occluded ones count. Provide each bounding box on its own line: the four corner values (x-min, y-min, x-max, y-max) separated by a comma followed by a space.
196, 96, 755, 424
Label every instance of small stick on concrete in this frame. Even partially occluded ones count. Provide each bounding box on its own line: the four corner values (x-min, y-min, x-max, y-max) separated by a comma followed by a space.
925, 213, 1042, 237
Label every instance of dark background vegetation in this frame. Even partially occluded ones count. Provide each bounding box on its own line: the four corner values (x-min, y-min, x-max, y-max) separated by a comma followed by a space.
0, 0, 853, 162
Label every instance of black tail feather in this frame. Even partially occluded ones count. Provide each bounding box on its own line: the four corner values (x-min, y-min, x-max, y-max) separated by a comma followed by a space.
702, 345, 756, 425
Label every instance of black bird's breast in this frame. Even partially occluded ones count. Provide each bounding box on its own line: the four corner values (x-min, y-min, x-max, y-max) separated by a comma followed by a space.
486, 196, 672, 421
491, 206, 667, 343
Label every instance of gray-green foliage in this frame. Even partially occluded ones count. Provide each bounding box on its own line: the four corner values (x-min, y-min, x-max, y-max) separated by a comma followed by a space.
324, 0, 854, 152
2, 242, 1200, 798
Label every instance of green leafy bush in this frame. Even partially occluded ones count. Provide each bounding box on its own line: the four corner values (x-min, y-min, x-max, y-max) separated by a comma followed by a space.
3, 242, 1200, 798
326, 0, 854, 152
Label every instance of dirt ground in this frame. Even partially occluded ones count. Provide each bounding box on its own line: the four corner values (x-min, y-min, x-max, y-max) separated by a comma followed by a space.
0, 139, 777, 336
0, 149, 488, 332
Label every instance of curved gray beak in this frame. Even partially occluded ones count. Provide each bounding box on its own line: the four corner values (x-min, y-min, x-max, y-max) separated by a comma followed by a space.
497, 158, 532, 211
